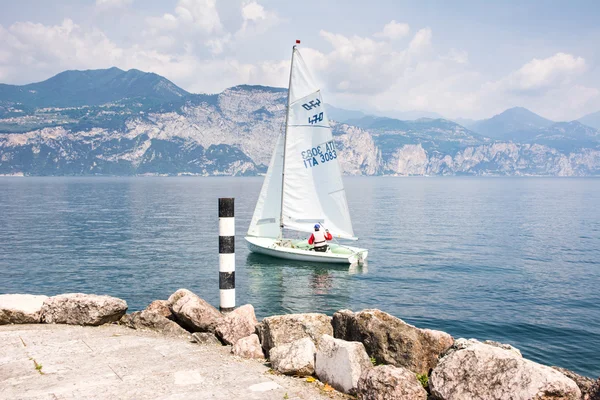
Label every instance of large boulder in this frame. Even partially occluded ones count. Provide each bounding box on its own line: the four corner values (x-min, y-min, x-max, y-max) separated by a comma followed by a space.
450, 338, 522, 357
270, 337, 316, 377
41, 293, 127, 326
231, 334, 265, 359
215, 304, 258, 345
333, 309, 453, 375
429, 341, 581, 400
589, 378, 600, 400
256, 313, 333, 357
315, 334, 372, 395
167, 289, 193, 307
552, 367, 597, 400
191, 332, 222, 346
144, 300, 174, 320
169, 290, 222, 333
357, 365, 427, 400
0, 294, 48, 324
120, 310, 190, 338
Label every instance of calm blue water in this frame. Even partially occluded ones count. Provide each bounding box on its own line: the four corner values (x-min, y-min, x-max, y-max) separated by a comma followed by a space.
0, 177, 599, 377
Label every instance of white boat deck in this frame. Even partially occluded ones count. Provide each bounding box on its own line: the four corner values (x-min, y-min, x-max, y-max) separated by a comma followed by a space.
245, 236, 368, 264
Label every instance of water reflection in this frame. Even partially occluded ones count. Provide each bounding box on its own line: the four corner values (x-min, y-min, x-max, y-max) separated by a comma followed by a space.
244, 252, 361, 317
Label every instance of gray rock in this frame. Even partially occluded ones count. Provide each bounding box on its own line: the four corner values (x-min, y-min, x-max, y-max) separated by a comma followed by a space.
333, 309, 453, 375
429, 342, 581, 400
315, 334, 372, 395
551, 366, 596, 399
482, 340, 522, 357
215, 304, 258, 345
231, 334, 264, 359
191, 332, 222, 346
170, 290, 222, 333
166, 289, 193, 307
120, 310, 190, 338
256, 313, 333, 357
588, 378, 600, 400
270, 337, 316, 377
448, 338, 522, 358
0, 294, 48, 325
144, 300, 173, 320
41, 293, 127, 326
357, 365, 427, 400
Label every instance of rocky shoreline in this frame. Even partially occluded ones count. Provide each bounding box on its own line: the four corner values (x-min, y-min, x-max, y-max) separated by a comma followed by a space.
1, 291, 598, 400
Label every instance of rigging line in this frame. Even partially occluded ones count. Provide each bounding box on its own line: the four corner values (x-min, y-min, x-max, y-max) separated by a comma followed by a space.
278, 44, 296, 240
317, 221, 357, 254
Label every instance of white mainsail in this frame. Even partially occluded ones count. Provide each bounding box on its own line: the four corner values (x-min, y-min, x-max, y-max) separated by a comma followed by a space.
247, 46, 356, 240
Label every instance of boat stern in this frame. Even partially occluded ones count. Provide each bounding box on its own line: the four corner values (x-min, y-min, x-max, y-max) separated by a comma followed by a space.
349, 249, 368, 264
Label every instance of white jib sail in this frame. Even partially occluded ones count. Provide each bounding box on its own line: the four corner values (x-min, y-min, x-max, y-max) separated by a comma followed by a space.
247, 132, 284, 238
281, 48, 356, 240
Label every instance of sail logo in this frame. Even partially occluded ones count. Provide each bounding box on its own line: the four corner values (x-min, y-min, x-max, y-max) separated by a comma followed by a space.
300, 140, 337, 169
308, 112, 324, 125
302, 99, 321, 110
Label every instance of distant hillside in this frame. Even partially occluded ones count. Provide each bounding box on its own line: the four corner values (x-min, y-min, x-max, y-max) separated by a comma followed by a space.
347, 115, 476, 134
325, 104, 366, 122
451, 117, 477, 129
1, 68, 599, 176
383, 110, 445, 120
579, 111, 600, 130
326, 105, 445, 123
342, 115, 488, 157
469, 107, 554, 140
531, 121, 600, 152
0, 67, 189, 109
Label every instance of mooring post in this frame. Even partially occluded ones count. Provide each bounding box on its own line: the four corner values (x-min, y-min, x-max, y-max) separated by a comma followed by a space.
218, 198, 235, 312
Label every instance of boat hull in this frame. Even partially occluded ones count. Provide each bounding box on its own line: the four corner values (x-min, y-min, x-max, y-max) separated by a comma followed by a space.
245, 236, 368, 264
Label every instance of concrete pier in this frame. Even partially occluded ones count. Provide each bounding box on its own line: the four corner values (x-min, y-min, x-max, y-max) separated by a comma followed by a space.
0, 324, 334, 399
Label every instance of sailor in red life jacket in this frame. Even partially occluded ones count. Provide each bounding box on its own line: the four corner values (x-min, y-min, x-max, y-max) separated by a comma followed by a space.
308, 224, 333, 252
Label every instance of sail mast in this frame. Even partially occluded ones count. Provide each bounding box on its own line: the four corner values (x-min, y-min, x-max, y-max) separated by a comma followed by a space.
278, 42, 298, 240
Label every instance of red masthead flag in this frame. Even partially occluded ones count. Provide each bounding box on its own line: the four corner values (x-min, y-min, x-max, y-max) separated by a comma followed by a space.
296, 40, 301, 44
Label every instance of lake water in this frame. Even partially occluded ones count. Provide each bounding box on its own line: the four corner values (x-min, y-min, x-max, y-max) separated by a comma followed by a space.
1, 176, 599, 378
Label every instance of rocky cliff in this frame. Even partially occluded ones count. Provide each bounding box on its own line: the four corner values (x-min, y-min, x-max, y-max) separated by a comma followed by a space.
1, 71, 599, 176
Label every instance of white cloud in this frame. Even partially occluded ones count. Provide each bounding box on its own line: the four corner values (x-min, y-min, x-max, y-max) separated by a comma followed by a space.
242, 1, 267, 21
146, 13, 179, 33
408, 28, 432, 52
484, 53, 586, 99
1, 19, 123, 79
0, 12, 447, 112
1, 3, 597, 121
441, 48, 469, 65
237, 1, 280, 37
95, 0, 133, 10
0, 7, 288, 94
374, 20, 410, 40
476, 53, 597, 120
145, 0, 223, 38
205, 34, 232, 55
305, 23, 441, 97
497, 52, 586, 94
175, 0, 222, 34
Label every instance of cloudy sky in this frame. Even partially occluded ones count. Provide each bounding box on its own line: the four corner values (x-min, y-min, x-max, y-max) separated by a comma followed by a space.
1, 0, 599, 120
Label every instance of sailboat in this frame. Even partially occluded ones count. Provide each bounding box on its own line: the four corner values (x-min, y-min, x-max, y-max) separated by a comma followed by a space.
245, 41, 368, 264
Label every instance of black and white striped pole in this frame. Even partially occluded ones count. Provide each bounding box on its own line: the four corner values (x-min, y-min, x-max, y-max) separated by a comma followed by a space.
218, 198, 235, 312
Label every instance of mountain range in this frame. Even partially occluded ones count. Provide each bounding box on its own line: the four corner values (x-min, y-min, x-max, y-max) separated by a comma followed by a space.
1, 68, 599, 176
